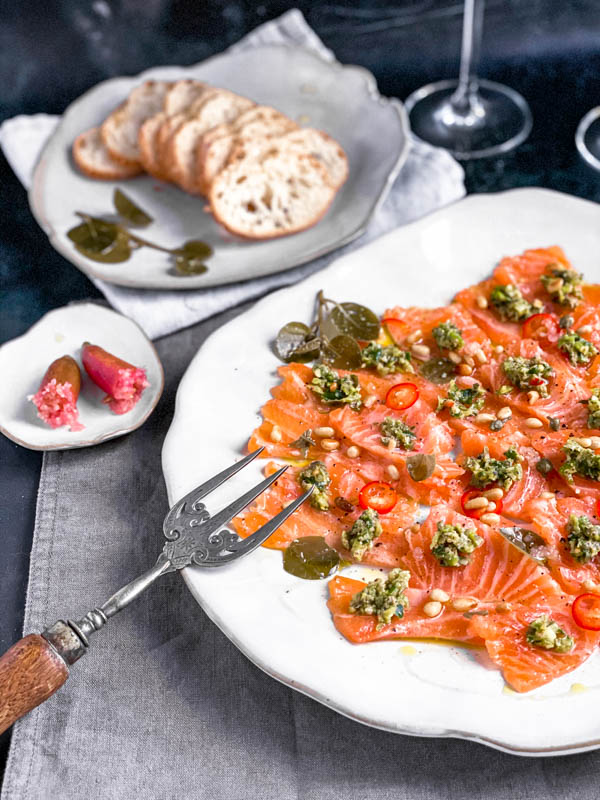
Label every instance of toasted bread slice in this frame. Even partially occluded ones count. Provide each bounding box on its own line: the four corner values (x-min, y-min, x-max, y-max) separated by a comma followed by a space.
196, 106, 297, 193
229, 128, 348, 190
72, 127, 142, 179
209, 151, 335, 240
167, 89, 255, 194
163, 79, 209, 115
100, 80, 170, 167
138, 112, 167, 179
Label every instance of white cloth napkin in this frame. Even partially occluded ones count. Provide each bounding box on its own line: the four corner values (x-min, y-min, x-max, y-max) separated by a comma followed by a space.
0, 9, 465, 340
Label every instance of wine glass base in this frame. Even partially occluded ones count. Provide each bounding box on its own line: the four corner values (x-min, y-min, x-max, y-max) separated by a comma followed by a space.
576, 107, 600, 171
405, 79, 533, 160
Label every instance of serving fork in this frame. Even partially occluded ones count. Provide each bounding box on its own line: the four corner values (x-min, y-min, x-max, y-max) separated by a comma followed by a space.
0, 448, 312, 735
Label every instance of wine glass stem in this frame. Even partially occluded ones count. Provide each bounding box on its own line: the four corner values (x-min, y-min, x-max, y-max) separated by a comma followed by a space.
450, 0, 485, 120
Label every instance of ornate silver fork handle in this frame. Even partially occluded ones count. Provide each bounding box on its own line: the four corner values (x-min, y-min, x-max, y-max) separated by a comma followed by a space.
0, 449, 312, 735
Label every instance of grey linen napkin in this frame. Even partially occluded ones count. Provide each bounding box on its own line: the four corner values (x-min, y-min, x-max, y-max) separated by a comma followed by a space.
4, 309, 600, 800
0, 9, 465, 340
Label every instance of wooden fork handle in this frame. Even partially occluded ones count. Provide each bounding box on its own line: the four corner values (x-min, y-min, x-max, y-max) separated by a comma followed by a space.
0, 622, 87, 735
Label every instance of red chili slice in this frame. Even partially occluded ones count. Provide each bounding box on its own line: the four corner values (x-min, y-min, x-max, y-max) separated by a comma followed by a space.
529, 376, 545, 386
381, 317, 408, 344
460, 488, 503, 520
596, 498, 600, 519
385, 382, 419, 410
572, 592, 600, 631
522, 313, 560, 345
359, 481, 398, 514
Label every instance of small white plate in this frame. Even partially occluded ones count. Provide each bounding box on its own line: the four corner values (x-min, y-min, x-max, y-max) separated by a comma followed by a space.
29, 45, 409, 291
0, 303, 163, 450
163, 188, 600, 756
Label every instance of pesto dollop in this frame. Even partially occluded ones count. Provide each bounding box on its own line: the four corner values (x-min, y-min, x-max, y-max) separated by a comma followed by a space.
526, 615, 574, 653
361, 342, 414, 376
349, 568, 410, 629
310, 364, 362, 409
298, 460, 331, 511
502, 356, 553, 397
438, 379, 486, 418
430, 521, 483, 567
341, 508, 382, 560
558, 331, 598, 366
560, 439, 600, 483
586, 388, 600, 429
566, 514, 600, 563
490, 284, 541, 322
541, 265, 583, 309
464, 446, 522, 491
379, 417, 416, 450
432, 321, 464, 351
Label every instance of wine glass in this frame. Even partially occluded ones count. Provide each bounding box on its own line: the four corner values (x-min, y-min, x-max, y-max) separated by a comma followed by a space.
576, 107, 600, 170
405, 0, 532, 159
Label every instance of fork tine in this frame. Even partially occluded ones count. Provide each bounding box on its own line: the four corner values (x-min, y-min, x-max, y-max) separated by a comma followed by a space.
201, 464, 289, 535
228, 487, 314, 556
181, 447, 265, 507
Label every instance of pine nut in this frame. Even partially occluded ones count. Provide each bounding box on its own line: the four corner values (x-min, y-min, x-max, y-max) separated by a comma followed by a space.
527, 390, 540, 404
483, 488, 504, 500
270, 426, 282, 443
411, 343, 430, 360
493, 345, 504, 355
321, 439, 339, 452
540, 491, 555, 500
476, 295, 488, 309
577, 437, 593, 448
486, 501, 497, 512
448, 351, 462, 364
314, 426, 334, 438
546, 277, 563, 293
387, 438, 396, 451
474, 349, 487, 365
452, 597, 478, 612
463, 354, 475, 367
532, 299, 544, 310
495, 602, 512, 613
475, 413, 495, 424
406, 329, 423, 345
464, 496, 489, 510
386, 464, 400, 480
480, 512, 501, 525
347, 445, 360, 458
430, 588, 449, 603
364, 394, 378, 408
458, 364, 473, 376
525, 417, 543, 429
590, 436, 600, 450
497, 406, 512, 420
410, 523, 421, 533
423, 601, 442, 618
578, 325, 593, 335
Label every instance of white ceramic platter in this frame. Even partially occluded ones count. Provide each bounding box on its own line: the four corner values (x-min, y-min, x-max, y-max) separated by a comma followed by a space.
29, 45, 409, 291
162, 188, 600, 756
0, 303, 163, 450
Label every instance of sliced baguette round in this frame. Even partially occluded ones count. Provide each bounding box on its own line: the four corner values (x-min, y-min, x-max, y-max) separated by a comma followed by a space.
209, 151, 335, 240
166, 90, 255, 193
229, 128, 348, 190
138, 112, 167, 179
72, 127, 142, 179
100, 80, 171, 167
196, 107, 297, 194
163, 79, 209, 115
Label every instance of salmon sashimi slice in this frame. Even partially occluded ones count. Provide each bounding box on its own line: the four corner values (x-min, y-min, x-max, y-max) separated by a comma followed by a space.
527, 429, 600, 500
523, 495, 600, 593
401, 504, 560, 605
460, 429, 556, 518
328, 576, 488, 645
231, 458, 417, 567
468, 602, 600, 692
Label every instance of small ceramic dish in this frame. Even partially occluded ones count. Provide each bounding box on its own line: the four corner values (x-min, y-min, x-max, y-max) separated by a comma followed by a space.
0, 303, 163, 450
29, 44, 409, 290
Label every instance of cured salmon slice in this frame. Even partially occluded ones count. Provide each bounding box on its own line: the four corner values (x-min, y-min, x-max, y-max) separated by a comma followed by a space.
528, 429, 600, 500
327, 576, 488, 645
468, 603, 599, 692
401, 505, 560, 604
523, 495, 600, 593
232, 458, 417, 567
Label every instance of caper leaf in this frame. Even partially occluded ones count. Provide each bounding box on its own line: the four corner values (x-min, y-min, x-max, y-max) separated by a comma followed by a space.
177, 240, 214, 260
419, 358, 455, 384
498, 527, 549, 565
67, 217, 131, 263
174, 240, 213, 276
288, 429, 316, 458
321, 334, 362, 369
406, 453, 436, 482
174, 256, 209, 275
113, 189, 153, 227
330, 302, 380, 341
